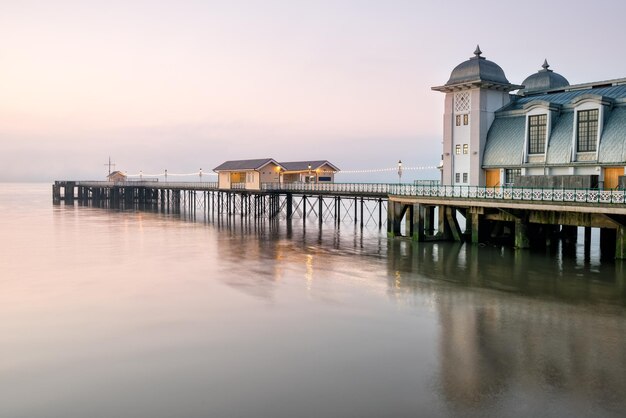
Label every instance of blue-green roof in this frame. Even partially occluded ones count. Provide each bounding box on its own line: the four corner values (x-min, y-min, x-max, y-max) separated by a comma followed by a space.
483, 116, 525, 167
484, 105, 626, 167
546, 112, 573, 165
599, 107, 626, 163
508, 84, 626, 111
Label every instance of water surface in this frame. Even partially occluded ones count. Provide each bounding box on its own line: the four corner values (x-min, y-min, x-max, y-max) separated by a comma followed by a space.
1, 183, 625, 418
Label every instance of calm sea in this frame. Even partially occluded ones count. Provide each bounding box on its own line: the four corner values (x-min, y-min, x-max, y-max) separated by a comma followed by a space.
1, 183, 625, 418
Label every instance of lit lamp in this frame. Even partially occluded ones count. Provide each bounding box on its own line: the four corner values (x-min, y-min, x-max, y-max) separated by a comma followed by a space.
308, 163, 312, 183
199, 168, 203, 180
397, 160, 403, 184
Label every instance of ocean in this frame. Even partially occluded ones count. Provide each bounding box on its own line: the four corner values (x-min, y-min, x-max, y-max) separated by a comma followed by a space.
1, 183, 625, 418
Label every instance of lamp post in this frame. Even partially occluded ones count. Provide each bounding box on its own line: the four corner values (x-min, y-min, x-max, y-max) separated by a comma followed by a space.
397, 160, 403, 184
308, 163, 312, 183
199, 168, 203, 181
165, 169, 168, 181
140, 170, 143, 180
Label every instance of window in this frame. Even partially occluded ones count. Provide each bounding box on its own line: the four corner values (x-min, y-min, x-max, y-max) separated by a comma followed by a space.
455, 173, 460, 183
463, 144, 469, 154
577, 109, 599, 152
455, 115, 461, 126
454, 92, 470, 112
455, 145, 461, 154
528, 114, 547, 154
462, 173, 468, 183
463, 114, 469, 125
505, 168, 521, 185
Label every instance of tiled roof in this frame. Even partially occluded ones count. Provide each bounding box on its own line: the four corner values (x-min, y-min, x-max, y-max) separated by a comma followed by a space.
279, 160, 339, 171
213, 158, 278, 171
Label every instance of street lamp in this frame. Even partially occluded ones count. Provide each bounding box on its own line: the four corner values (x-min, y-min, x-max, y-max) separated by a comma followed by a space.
308, 163, 312, 183
397, 160, 403, 184
140, 170, 143, 180
165, 169, 168, 181
199, 168, 203, 180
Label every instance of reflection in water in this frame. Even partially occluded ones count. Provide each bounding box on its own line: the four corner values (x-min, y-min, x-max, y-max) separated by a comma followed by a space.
2, 184, 626, 418
387, 241, 626, 415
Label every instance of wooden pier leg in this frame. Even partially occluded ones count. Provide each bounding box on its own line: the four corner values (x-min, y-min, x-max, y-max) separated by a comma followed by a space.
514, 218, 530, 249
387, 201, 404, 237
600, 228, 616, 260
471, 211, 480, 244
616, 225, 626, 260
411, 204, 424, 242
584, 226, 592, 259
52, 183, 61, 203
426, 206, 435, 236
445, 207, 462, 242
561, 225, 578, 245
378, 198, 382, 229
387, 200, 394, 236
354, 197, 357, 225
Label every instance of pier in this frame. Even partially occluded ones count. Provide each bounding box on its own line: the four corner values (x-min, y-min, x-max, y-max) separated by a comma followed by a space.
53, 180, 626, 259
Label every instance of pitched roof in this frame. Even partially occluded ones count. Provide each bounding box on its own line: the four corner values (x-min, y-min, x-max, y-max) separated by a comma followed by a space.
107, 170, 126, 177
213, 158, 282, 171
506, 83, 626, 112
279, 160, 340, 172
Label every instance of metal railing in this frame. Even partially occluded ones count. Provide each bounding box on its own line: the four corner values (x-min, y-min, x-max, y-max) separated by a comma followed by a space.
74, 181, 219, 190
63, 180, 626, 204
388, 184, 626, 204
262, 182, 396, 194
262, 182, 626, 204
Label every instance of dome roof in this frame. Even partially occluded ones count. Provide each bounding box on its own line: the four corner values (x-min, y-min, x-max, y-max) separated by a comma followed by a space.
520, 60, 569, 94
445, 46, 510, 86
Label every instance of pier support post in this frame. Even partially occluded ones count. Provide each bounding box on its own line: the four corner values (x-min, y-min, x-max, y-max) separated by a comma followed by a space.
471, 210, 481, 244
584, 227, 592, 260
616, 226, 626, 259
320, 197, 324, 226
514, 218, 530, 249
445, 206, 462, 242
412, 204, 425, 242
52, 183, 61, 203
387, 201, 406, 237
286, 193, 293, 219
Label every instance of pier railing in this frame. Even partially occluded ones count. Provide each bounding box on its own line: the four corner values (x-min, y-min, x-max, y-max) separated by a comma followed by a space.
387, 184, 626, 204
74, 181, 219, 190
262, 183, 626, 204
64, 181, 626, 204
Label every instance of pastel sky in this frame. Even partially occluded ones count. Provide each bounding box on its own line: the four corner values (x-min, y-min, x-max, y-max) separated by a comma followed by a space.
1, 0, 625, 182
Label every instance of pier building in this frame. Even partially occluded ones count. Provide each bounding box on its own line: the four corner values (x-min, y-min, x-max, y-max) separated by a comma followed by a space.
214, 158, 283, 190
107, 170, 127, 182
279, 161, 340, 184
432, 46, 626, 189
214, 158, 339, 190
